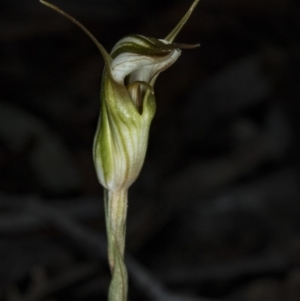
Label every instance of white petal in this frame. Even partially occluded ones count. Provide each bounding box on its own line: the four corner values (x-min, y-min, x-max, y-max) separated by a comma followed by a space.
111, 49, 181, 84
129, 49, 181, 84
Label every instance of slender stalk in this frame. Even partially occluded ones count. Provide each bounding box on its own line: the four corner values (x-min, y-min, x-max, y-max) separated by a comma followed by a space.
104, 189, 128, 301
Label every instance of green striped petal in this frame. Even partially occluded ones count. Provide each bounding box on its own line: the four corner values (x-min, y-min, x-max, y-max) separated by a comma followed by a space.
110, 35, 181, 86
93, 70, 155, 191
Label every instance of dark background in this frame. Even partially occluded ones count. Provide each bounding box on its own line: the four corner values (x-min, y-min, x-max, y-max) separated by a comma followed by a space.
1, 0, 300, 300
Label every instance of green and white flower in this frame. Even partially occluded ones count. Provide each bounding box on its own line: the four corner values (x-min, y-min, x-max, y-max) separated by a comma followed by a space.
94, 35, 183, 192
39, 1, 199, 300
40, 0, 199, 194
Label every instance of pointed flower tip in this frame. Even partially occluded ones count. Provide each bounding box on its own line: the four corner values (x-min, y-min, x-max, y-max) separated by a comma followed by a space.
40, 0, 61, 12
165, 0, 200, 43
174, 42, 200, 49
39, 0, 112, 68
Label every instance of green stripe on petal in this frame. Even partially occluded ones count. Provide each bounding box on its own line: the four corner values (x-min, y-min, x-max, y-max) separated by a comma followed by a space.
110, 47, 181, 84
93, 70, 155, 191
111, 35, 179, 58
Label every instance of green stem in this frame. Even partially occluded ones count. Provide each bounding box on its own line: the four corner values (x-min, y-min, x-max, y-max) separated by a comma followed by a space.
104, 189, 128, 301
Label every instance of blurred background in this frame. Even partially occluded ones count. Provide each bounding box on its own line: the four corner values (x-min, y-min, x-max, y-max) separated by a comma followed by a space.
1, 0, 300, 300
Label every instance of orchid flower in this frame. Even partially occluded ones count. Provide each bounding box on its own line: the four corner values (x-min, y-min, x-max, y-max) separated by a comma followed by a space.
40, 1, 200, 300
